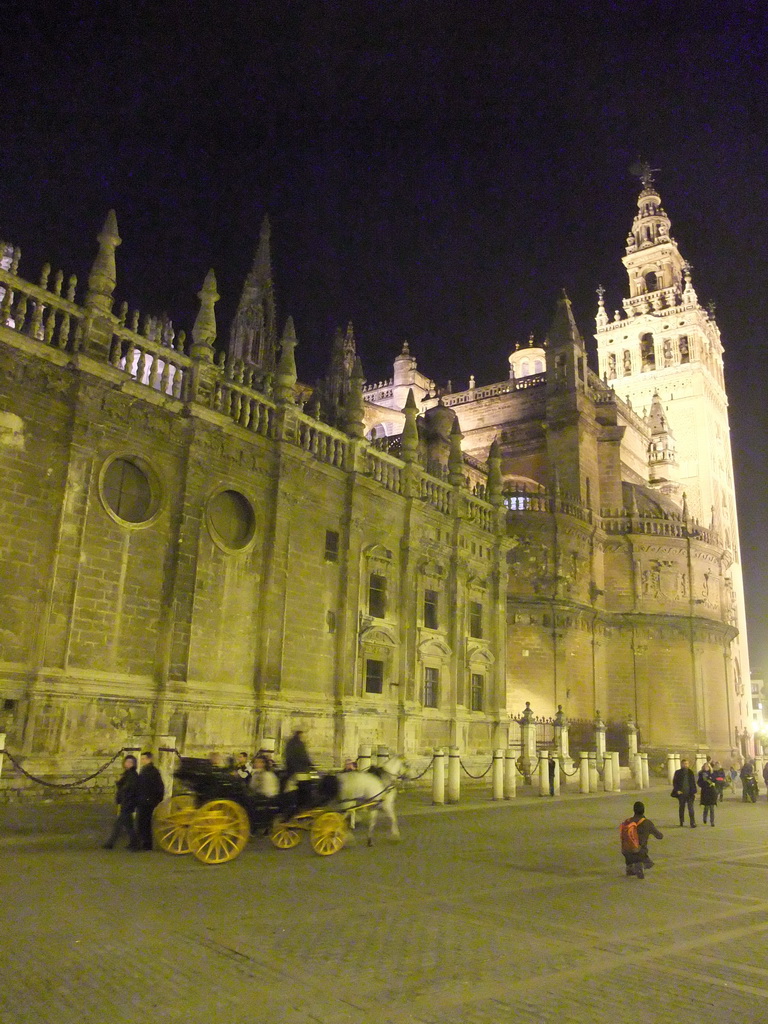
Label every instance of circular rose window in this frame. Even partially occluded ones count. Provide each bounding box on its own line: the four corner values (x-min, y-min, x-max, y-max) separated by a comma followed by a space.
101, 456, 159, 526
207, 489, 255, 551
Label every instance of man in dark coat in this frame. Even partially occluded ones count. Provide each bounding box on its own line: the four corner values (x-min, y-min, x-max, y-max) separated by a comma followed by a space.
103, 755, 140, 849
284, 730, 313, 777
740, 760, 758, 802
135, 752, 165, 850
672, 757, 697, 827
697, 762, 718, 826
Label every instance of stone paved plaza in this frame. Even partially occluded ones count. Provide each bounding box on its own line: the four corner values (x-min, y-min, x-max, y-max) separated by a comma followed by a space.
2, 786, 768, 1023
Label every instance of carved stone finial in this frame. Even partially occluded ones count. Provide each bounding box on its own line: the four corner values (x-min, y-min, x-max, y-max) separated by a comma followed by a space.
190, 269, 219, 360
343, 356, 366, 438
400, 388, 419, 463
274, 316, 298, 403
487, 437, 503, 506
86, 210, 121, 315
448, 417, 464, 487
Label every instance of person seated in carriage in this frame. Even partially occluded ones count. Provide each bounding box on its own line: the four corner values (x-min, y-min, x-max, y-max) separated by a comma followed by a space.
249, 755, 280, 799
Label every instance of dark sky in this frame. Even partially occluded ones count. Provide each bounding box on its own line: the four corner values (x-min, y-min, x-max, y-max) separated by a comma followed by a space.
2, 1, 767, 670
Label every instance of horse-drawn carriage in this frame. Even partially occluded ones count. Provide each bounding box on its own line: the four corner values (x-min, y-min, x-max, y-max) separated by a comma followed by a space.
152, 757, 350, 863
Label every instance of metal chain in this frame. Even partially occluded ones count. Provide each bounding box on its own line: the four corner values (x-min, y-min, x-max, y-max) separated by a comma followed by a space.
2, 748, 124, 789
407, 755, 436, 781
459, 757, 494, 780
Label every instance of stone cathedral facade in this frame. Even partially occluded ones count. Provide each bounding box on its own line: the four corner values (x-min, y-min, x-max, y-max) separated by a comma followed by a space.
0, 177, 752, 783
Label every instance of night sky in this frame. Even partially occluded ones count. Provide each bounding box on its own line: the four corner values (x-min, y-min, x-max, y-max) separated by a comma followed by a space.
2, 2, 766, 670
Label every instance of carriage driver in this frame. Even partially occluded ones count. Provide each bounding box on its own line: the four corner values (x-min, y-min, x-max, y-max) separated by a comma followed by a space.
284, 729, 314, 779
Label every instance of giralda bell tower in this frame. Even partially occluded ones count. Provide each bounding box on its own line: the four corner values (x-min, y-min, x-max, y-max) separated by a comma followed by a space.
595, 165, 752, 749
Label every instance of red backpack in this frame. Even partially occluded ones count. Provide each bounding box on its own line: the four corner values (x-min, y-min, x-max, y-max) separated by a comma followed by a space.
620, 816, 645, 853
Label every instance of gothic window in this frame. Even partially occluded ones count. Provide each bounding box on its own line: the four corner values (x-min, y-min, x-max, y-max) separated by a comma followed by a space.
469, 601, 483, 639
424, 589, 439, 630
640, 333, 656, 371
365, 659, 384, 694
369, 573, 387, 619
424, 666, 439, 707
470, 673, 484, 711
324, 529, 339, 562
679, 336, 690, 363
207, 489, 256, 550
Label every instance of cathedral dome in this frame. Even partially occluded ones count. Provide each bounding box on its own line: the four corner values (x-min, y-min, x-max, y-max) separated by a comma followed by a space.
423, 398, 457, 441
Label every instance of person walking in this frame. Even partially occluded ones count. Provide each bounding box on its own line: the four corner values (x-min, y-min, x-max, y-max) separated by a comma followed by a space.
284, 729, 313, 778
697, 762, 718, 826
103, 755, 140, 850
711, 761, 726, 803
672, 757, 697, 827
135, 752, 165, 850
740, 760, 758, 802
620, 800, 664, 879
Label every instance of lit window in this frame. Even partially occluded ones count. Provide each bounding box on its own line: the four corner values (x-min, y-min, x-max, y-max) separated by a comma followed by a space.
424, 589, 438, 630
369, 573, 387, 619
365, 659, 384, 694
424, 667, 439, 707
469, 601, 483, 639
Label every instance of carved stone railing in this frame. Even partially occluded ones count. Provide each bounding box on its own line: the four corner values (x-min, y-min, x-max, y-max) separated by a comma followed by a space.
420, 475, 453, 515
364, 448, 403, 494
464, 494, 495, 533
109, 323, 192, 400
442, 373, 546, 407
0, 262, 86, 352
296, 416, 348, 468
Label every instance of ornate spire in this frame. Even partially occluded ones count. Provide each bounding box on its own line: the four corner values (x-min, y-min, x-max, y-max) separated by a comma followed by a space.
190, 269, 219, 360
448, 418, 464, 487
400, 388, 419, 463
344, 356, 366, 438
547, 290, 584, 350
595, 284, 608, 329
229, 214, 278, 370
86, 210, 121, 315
273, 316, 298, 403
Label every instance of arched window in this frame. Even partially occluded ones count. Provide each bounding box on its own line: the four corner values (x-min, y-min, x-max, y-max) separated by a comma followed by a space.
534, 358, 544, 373
520, 359, 530, 377
640, 333, 655, 371
644, 271, 658, 292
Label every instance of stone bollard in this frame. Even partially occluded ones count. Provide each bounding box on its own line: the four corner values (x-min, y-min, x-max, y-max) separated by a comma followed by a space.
632, 752, 643, 787
432, 748, 445, 805
447, 746, 461, 804
552, 754, 561, 796
377, 744, 390, 767
538, 753, 550, 796
588, 751, 599, 793
603, 752, 614, 792
667, 753, 676, 785
594, 711, 606, 762
156, 735, 178, 801
260, 737, 276, 759
579, 751, 590, 794
124, 737, 144, 767
640, 752, 650, 790
627, 718, 638, 760
610, 751, 621, 793
673, 753, 682, 773
492, 749, 504, 801
357, 744, 372, 772
0, 732, 5, 780
695, 752, 706, 773
504, 748, 517, 799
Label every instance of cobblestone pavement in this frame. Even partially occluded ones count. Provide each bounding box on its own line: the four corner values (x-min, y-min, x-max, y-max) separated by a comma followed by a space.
2, 786, 768, 1023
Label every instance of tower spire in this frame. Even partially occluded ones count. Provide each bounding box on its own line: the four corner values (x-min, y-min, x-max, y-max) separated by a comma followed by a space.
229, 213, 278, 371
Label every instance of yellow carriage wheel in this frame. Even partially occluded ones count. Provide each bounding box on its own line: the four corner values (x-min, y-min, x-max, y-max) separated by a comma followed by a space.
188, 799, 250, 865
270, 822, 302, 849
310, 811, 348, 856
153, 794, 197, 855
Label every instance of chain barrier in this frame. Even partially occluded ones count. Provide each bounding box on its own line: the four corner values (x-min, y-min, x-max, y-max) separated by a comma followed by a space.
560, 761, 581, 777
460, 757, 494, 780
407, 755, 436, 781
2, 748, 124, 789
515, 754, 541, 777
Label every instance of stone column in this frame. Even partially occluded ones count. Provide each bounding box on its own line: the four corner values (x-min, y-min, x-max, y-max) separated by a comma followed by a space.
156, 736, 178, 802
519, 702, 537, 783
432, 748, 445, 805
579, 751, 590, 794
632, 752, 643, 787
695, 752, 706, 773
377, 744, 390, 767
594, 711, 606, 764
640, 752, 650, 790
603, 752, 615, 792
673, 753, 682, 773
538, 753, 550, 796
552, 754, 561, 796
667, 753, 676, 785
588, 751, 599, 793
627, 718, 638, 760
447, 746, 460, 804
492, 749, 504, 801
504, 748, 517, 799
357, 745, 372, 772
610, 751, 621, 793
0, 732, 5, 779
124, 737, 145, 765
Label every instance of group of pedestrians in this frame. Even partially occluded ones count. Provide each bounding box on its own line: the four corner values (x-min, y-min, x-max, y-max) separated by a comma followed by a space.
102, 752, 165, 851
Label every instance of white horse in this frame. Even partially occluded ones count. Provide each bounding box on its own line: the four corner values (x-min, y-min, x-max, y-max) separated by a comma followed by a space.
326, 755, 411, 845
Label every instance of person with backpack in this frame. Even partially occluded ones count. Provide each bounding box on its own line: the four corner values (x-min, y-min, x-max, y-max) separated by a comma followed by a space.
620, 800, 663, 879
